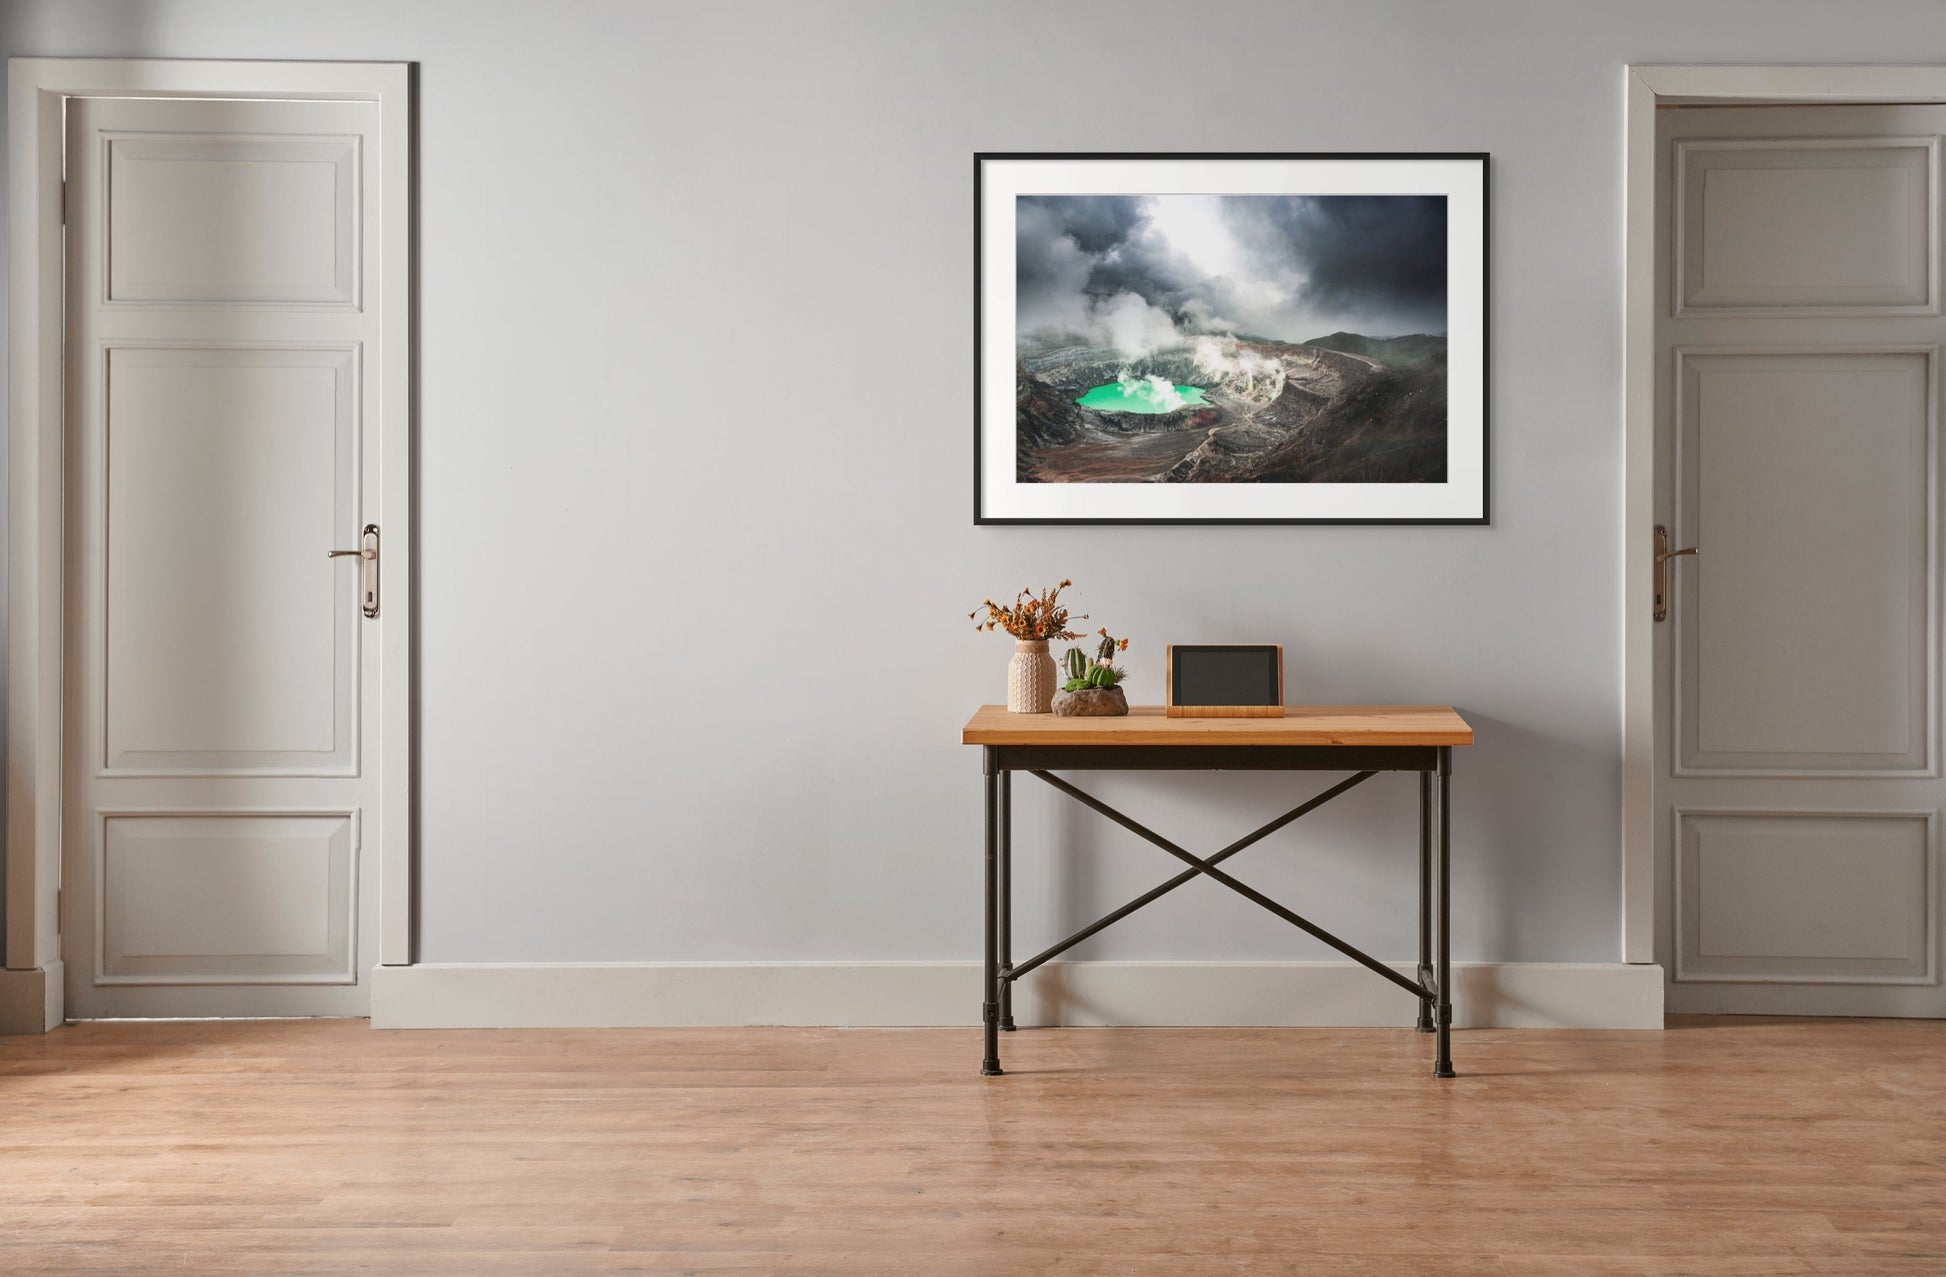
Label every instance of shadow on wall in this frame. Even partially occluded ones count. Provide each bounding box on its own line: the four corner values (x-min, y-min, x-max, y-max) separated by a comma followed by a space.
1051, 787, 1104, 961
1028, 710, 1617, 967
1456, 711, 1616, 963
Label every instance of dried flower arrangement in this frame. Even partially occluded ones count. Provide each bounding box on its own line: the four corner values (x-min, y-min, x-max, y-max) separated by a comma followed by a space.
969, 579, 1088, 642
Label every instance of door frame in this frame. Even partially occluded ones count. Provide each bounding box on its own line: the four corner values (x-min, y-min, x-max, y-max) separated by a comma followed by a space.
1623, 64, 1946, 966
3, 59, 414, 1029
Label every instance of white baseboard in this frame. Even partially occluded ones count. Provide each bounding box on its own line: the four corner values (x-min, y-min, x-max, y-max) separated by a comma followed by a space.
0, 960, 64, 1034
371, 960, 1665, 1031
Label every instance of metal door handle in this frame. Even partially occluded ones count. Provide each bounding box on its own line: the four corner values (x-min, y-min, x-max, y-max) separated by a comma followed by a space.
327, 524, 380, 618
1653, 524, 1698, 623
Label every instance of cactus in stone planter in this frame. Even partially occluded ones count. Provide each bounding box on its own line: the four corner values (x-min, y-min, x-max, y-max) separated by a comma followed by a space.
1062, 630, 1130, 692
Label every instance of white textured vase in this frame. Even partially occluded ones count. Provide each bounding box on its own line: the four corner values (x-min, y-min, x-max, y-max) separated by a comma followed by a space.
1007, 639, 1057, 714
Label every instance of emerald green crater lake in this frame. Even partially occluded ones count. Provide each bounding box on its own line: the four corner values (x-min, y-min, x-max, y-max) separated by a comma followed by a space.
1075, 378, 1209, 414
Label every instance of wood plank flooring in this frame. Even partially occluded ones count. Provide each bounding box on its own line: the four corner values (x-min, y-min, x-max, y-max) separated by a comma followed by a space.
1, 1017, 1942, 1274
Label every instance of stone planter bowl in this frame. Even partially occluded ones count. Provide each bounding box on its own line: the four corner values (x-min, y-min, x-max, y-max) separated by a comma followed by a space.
1051, 685, 1128, 717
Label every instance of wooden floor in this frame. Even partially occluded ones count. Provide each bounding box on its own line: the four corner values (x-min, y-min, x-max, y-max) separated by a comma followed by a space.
1, 1018, 1942, 1275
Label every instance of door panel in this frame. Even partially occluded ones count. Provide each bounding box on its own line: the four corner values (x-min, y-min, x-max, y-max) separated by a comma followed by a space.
1676, 349, 1931, 774
1676, 810, 1934, 983
98, 812, 356, 983
1677, 137, 1936, 314
107, 133, 360, 305
103, 345, 358, 775
1657, 104, 1946, 1018
63, 95, 391, 1019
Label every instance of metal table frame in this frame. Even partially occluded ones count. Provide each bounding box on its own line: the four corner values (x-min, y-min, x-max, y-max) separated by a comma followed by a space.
980, 742, 1455, 1079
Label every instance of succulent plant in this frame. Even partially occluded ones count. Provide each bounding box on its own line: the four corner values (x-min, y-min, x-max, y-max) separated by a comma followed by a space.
1062, 630, 1130, 692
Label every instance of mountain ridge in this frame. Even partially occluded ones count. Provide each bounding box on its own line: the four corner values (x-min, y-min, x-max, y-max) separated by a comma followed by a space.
1301, 331, 1446, 369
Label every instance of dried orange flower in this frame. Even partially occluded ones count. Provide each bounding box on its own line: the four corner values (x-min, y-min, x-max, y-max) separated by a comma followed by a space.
969, 580, 1087, 641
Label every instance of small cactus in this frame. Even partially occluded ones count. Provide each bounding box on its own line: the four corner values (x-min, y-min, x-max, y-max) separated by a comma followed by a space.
1066, 648, 1088, 682
1061, 630, 1130, 692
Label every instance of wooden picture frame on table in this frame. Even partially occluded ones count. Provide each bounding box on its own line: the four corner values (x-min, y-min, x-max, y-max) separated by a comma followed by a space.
1166, 644, 1285, 718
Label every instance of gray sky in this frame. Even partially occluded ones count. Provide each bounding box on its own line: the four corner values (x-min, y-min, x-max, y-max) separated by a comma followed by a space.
1016, 194, 1446, 354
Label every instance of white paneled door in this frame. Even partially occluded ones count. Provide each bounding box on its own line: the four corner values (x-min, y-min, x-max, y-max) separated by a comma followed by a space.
1657, 105, 1946, 1016
62, 95, 397, 1016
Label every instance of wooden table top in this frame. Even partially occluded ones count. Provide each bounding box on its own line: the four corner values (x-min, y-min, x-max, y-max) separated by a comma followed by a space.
961, 705, 1473, 747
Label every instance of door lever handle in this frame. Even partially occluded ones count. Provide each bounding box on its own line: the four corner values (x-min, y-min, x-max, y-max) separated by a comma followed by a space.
326, 524, 380, 618
1653, 524, 1698, 623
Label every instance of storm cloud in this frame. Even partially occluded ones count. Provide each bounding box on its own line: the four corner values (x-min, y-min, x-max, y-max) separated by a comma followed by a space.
1015, 193, 1446, 355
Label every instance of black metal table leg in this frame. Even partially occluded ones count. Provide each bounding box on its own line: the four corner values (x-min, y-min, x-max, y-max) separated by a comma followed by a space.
1416, 769, 1434, 1034
1434, 746, 1455, 1078
982, 751, 1003, 1076
998, 770, 1015, 1032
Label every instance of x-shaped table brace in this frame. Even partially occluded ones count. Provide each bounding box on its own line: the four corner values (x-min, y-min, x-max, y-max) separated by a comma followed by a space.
982, 760, 1453, 1078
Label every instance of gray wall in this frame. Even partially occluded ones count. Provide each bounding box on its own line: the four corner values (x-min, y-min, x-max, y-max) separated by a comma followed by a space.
7, 0, 1944, 967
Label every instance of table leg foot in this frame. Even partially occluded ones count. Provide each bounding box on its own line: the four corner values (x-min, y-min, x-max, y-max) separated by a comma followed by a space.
981, 1062, 1005, 1076
1434, 1063, 1456, 1079
1000, 1017, 1016, 1032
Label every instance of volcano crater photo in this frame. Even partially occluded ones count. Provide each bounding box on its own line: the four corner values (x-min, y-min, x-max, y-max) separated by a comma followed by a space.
1016, 332, 1448, 485
978, 161, 1487, 524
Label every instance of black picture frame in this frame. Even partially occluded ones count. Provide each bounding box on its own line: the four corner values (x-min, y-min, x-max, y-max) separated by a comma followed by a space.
975, 151, 1490, 526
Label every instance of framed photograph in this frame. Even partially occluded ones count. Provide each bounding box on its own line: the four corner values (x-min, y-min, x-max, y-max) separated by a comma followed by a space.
975, 152, 1488, 525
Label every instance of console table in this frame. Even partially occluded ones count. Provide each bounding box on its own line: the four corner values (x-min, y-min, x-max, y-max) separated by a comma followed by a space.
961, 704, 1475, 1079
